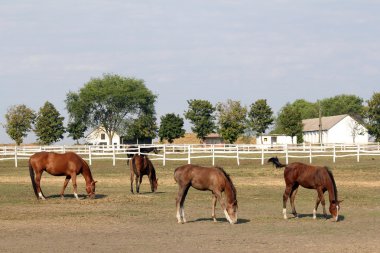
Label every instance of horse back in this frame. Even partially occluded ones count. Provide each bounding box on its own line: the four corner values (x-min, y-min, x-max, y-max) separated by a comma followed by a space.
130, 154, 154, 176
30, 152, 84, 176
285, 162, 327, 189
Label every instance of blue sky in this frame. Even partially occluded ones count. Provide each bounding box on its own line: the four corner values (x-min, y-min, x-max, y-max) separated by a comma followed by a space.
1, 0, 379, 144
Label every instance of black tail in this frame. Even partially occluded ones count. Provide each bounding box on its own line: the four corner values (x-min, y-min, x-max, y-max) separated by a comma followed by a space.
28, 159, 38, 199
267, 157, 286, 168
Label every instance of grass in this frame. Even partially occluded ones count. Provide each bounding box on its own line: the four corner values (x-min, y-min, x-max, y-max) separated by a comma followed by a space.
0, 157, 379, 252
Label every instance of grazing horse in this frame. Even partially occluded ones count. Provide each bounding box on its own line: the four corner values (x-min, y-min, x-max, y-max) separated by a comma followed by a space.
28, 152, 97, 200
268, 157, 341, 221
174, 164, 238, 224
130, 154, 158, 193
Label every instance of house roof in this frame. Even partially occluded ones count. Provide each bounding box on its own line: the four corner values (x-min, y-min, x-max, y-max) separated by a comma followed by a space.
302, 114, 348, 132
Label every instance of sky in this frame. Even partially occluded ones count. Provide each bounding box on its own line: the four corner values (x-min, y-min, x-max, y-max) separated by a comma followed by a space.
0, 0, 379, 144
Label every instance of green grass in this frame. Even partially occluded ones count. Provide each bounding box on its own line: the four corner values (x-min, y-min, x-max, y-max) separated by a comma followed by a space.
0, 157, 379, 252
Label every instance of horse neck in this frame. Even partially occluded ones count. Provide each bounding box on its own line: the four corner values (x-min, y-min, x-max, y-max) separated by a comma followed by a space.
324, 169, 338, 203
81, 161, 94, 184
224, 178, 236, 204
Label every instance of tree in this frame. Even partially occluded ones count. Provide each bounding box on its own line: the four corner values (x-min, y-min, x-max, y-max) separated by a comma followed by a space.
247, 99, 274, 142
122, 113, 158, 141
216, 100, 247, 144
184, 99, 216, 142
66, 74, 157, 145
4, 104, 35, 145
34, 101, 65, 145
158, 113, 185, 143
291, 99, 319, 119
276, 103, 303, 143
367, 92, 380, 141
67, 120, 87, 144
319, 94, 365, 118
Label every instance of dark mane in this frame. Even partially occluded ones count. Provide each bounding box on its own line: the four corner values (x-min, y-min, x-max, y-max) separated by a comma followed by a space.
325, 167, 338, 201
215, 166, 237, 196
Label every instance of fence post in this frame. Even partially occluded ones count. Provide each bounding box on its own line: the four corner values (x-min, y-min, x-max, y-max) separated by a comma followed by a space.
236, 145, 240, 166
309, 144, 312, 163
285, 144, 289, 164
261, 146, 264, 165
188, 145, 191, 164
212, 145, 215, 166
14, 146, 18, 168
89, 146, 92, 166
333, 145, 336, 163
112, 145, 116, 166
163, 145, 166, 166
357, 144, 360, 162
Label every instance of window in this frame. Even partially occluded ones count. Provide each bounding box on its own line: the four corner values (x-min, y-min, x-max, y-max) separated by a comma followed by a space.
101, 133, 106, 140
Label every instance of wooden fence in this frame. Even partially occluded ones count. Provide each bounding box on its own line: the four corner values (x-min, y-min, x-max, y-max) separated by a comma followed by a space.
1, 143, 380, 167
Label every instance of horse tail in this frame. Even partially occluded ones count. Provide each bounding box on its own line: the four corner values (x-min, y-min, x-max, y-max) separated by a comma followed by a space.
131, 155, 138, 175
28, 158, 38, 199
267, 157, 286, 168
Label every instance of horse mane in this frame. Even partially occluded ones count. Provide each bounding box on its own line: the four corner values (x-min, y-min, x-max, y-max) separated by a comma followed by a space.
215, 166, 237, 196
324, 167, 338, 201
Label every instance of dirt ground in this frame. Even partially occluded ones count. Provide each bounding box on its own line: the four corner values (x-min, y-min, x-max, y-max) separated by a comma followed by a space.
0, 158, 379, 253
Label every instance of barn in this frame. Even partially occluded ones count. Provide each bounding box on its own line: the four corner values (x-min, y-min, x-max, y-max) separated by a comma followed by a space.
302, 114, 369, 144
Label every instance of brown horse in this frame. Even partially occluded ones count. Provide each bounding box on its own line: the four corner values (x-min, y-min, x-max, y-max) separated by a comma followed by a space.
174, 164, 238, 224
29, 152, 97, 200
268, 157, 341, 221
130, 154, 158, 194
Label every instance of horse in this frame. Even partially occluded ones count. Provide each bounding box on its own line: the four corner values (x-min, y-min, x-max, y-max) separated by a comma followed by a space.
268, 157, 341, 221
127, 145, 158, 165
130, 154, 158, 194
174, 164, 238, 224
28, 152, 97, 200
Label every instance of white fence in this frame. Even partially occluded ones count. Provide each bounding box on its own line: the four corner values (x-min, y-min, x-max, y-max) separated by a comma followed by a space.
1, 143, 380, 167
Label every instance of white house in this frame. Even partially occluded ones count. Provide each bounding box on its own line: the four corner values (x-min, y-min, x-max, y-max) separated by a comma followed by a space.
302, 114, 368, 144
256, 134, 297, 145
86, 127, 121, 146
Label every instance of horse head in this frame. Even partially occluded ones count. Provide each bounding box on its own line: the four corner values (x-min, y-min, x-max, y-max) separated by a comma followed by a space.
86, 180, 97, 199
225, 199, 238, 224
329, 200, 343, 222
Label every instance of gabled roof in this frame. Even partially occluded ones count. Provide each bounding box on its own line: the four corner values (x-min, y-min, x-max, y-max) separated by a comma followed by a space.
302, 114, 348, 132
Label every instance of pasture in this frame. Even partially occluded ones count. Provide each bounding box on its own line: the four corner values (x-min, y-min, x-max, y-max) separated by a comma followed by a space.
0, 156, 379, 253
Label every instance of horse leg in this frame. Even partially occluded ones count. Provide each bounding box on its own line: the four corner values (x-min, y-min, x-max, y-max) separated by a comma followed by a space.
60, 176, 71, 199
135, 175, 140, 193
283, 184, 292, 219
137, 175, 143, 194
176, 185, 190, 223
35, 171, 46, 200
290, 184, 299, 218
130, 170, 134, 194
313, 195, 321, 219
317, 188, 327, 219
71, 174, 79, 200
214, 191, 233, 223
212, 194, 217, 222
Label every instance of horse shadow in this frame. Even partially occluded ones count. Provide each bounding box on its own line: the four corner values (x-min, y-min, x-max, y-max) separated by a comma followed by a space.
137, 191, 165, 195
47, 194, 107, 200
290, 213, 346, 221
188, 217, 250, 224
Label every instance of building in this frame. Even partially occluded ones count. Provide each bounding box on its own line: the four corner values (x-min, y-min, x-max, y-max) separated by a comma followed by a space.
302, 114, 368, 144
256, 134, 297, 145
86, 127, 152, 146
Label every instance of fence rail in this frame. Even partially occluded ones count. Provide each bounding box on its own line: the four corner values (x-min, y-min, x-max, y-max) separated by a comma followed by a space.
1, 143, 380, 167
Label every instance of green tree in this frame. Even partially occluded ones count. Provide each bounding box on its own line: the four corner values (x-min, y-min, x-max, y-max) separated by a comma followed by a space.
184, 99, 216, 142
320, 94, 365, 118
67, 120, 87, 144
66, 74, 157, 145
4, 104, 35, 145
276, 103, 303, 143
122, 113, 158, 141
247, 99, 274, 142
291, 99, 319, 119
158, 113, 185, 143
34, 101, 65, 145
216, 100, 247, 144
367, 92, 380, 141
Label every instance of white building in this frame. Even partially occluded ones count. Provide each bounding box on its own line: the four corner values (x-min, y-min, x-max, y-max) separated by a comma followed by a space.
302, 114, 368, 144
86, 127, 121, 146
256, 134, 297, 145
